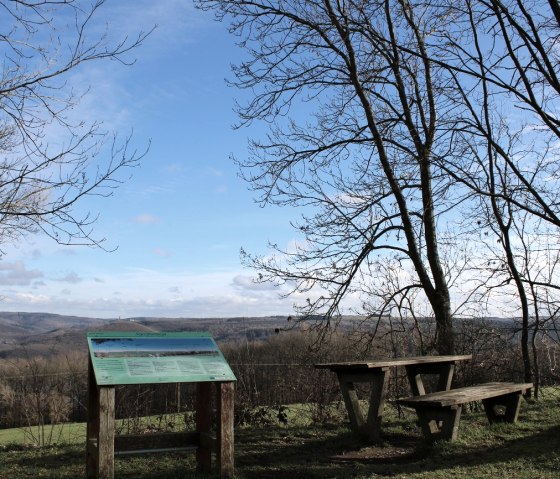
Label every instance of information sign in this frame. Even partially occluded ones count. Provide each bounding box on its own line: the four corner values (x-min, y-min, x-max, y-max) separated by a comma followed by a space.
87, 331, 236, 385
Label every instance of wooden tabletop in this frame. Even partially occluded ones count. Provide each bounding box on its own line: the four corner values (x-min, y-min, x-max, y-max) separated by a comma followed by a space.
314, 354, 472, 371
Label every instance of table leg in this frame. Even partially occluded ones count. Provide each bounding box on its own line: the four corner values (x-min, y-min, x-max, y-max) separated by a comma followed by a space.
406, 365, 426, 396
405, 362, 456, 395
436, 364, 455, 392
337, 369, 389, 441
337, 373, 366, 436
366, 370, 390, 441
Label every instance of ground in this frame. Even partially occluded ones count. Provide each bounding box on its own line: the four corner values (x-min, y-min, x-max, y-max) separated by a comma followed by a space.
1, 396, 560, 478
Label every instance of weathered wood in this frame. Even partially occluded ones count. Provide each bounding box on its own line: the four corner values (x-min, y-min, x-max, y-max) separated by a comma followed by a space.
217, 381, 235, 479
115, 432, 199, 452
86, 358, 99, 479
116, 447, 195, 456
196, 382, 213, 474
398, 382, 533, 441
87, 378, 234, 478
199, 432, 217, 450
337, 374, 366, 435
85, 332, 236, 479
405, 363, 455, 395
337, 370, 389, 383
398, 383, 533, 408
416, 405, 462, 441
98, 386, 115, 479
482, 392, 523, 423
365, 370, 390, 441
315, 355, 472, 371
316, 355, 471, 442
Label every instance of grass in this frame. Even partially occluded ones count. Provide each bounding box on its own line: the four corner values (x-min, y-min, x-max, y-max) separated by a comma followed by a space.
0, 413, 193, 447
0, 422, 87, 446
1, 393, 559, 478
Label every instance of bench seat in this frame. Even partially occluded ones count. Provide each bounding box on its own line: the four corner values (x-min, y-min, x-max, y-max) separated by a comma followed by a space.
397, 382, 533, 441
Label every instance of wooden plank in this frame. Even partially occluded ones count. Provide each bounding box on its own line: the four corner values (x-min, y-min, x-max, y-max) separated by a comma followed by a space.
398, 382, 533, 408
98, 386, 115, 479
315, 355, 472, 371
335, 369, 389, 383
217, 381, 235, 479
116, 447, 195, 456
115, 432, 199, 452
200, 432, 217, 450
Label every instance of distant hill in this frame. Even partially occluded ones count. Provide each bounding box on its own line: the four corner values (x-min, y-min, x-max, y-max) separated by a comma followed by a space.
0, 311, 527, 360
0, 312, 292, 359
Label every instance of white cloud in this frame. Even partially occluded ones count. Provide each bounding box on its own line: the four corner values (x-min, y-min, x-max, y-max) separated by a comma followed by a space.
0, 268, 297, 318
232, 274, 279, 292
0, 261, 43, 286
54, 272, 83, 284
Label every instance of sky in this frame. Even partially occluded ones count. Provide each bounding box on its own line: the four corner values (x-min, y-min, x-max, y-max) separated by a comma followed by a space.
0, 1, 310, 319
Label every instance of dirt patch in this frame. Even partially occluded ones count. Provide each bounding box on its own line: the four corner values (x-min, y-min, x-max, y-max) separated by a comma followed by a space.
330, 436, 422, 464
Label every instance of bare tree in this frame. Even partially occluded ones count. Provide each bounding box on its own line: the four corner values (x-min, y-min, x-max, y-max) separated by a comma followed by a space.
424, 0, 560, 386
202, 0, 560, 361
201, 0, 462, 354
0, 0, 151, 250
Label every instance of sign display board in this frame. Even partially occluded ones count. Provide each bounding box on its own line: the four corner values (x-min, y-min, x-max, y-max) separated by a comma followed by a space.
87, 331, 236, 385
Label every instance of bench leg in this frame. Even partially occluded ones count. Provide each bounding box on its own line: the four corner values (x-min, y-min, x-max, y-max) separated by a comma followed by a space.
416, 406, 462, 442
482, 392, 522, 424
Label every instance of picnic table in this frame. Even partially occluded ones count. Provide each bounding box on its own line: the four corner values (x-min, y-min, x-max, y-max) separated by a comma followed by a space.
315, 354, 472, 441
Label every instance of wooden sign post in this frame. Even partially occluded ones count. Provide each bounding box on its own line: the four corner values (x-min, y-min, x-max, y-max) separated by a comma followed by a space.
85, 332, 236, 479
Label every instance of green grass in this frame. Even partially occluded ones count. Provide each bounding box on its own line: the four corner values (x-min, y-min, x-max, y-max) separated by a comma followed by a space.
0, 422, 87, 446
0, 413, 193, 447
1, 394, 559, 478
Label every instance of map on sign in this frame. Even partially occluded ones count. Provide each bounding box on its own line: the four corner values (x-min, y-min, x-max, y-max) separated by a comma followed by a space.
87, 332, 236, 385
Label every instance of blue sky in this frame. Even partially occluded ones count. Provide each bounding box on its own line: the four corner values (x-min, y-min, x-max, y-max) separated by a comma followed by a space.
0, 1, 308, 319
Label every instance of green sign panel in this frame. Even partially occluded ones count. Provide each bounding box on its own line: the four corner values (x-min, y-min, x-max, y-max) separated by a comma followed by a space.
87, 331, 236, 385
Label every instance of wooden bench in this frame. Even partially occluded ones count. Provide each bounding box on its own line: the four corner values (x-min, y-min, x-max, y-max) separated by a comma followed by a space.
397, 382, 533, 441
